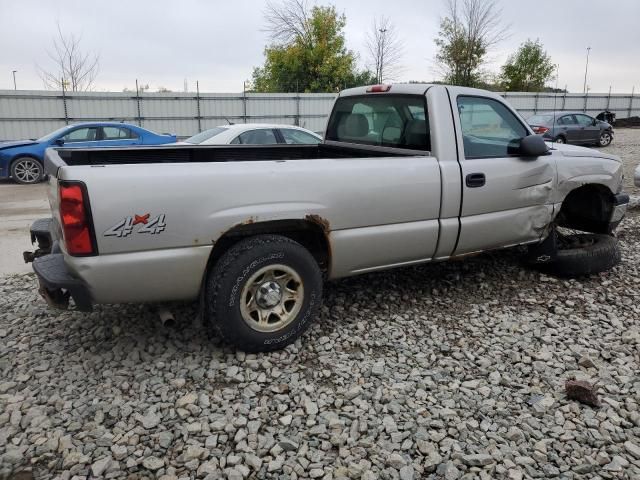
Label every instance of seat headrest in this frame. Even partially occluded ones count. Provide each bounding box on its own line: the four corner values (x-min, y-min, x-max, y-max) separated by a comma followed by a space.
338, 113, 369, 138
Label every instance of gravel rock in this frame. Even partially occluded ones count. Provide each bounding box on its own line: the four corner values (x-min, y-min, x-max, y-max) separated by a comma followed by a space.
142, 456, 164, 471
463, 453, 494, 467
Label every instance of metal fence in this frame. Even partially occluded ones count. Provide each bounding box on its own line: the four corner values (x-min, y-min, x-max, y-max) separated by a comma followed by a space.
0, 89, 638, 141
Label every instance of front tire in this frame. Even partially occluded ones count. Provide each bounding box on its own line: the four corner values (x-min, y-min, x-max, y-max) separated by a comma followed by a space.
11, 157, 43, 184
554, 136, 566, 144
205, 235, 322, 352
598, 131, 612, 147
543, 232, 620, 277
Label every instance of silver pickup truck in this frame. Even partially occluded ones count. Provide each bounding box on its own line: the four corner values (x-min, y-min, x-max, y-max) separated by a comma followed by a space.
26, 84, 629, 351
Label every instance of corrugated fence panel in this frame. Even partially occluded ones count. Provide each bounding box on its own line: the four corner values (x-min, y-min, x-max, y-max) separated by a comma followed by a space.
0, 89, 637, 141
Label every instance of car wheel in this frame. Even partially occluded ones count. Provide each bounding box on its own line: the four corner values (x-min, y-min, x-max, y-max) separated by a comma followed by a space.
205, 234, 323, 352
554, 136, 566, 144
11, 157, 43, 184
598, 131, 612, 147
542, 232, 620, 277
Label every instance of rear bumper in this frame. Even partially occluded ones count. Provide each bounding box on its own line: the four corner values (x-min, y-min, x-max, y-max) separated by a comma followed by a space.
25, 218, 93, 311
32, 254, 93, 311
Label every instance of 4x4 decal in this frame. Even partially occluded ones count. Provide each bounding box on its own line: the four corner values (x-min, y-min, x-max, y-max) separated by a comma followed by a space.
104, 213, 166, 237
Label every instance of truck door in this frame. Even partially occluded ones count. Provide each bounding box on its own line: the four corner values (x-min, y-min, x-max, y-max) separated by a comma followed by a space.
450, 92, 555, 255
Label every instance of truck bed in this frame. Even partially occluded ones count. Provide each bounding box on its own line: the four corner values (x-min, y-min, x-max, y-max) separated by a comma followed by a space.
56, 142, 420, 167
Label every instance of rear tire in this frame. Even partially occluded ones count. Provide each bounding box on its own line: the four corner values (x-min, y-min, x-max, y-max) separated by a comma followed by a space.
11, 157, 43, 184
205, 234, 322, 352
543, 233, 620, 277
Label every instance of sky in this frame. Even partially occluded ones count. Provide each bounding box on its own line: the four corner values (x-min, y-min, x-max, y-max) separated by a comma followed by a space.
1, 0, 639, 94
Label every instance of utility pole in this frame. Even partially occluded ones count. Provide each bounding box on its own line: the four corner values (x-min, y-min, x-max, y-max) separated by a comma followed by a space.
12, 70, 17, 90
378, 28, 387, 84
582, 47, 591, 94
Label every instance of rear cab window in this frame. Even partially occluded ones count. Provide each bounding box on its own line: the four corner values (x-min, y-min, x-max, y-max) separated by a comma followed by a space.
326, 95, 430, 150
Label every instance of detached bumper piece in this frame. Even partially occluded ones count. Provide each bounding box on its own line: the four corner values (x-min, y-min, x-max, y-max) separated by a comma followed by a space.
24, 217, 53, 263
32, 254, 93, 312
609, 193, 629, 232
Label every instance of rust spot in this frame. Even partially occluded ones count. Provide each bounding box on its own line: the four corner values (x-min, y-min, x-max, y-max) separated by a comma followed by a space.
305, 214, 330, 234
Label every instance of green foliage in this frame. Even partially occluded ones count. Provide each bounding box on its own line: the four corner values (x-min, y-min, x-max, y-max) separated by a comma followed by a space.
251, 5, 375, 92
501, 39, 555, 92
434, 17, 487, 87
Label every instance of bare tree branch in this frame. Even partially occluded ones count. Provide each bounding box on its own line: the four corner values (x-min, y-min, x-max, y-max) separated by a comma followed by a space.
37, 22, 100, 91
263, 0, 313, 46
434, 0, 509, 86
365, 16, 405, 83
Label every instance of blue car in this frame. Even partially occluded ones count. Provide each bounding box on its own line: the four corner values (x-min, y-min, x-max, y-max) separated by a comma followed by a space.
0, 122, 177, 184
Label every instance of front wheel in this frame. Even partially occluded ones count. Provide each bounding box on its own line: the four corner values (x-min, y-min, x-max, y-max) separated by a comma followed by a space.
554, 136, 566, 144
542, 232, 621, 277
205, 234, 323, 352
11, 157, 43, 184
598, 131, 613, 147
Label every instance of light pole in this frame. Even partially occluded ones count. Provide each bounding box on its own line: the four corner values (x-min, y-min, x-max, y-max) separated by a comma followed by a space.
378, 28, 387, 84
12, 70, 17, 90
582, 47, 591, 94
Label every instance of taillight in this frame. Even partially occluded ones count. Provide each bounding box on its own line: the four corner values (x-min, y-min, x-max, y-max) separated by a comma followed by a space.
366, 84, 392, 93
533, 126, 549, 134
59, 182, 96, 256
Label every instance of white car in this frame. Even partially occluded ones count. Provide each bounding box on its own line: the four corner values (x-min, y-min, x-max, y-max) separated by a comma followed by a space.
183, 124, 322, 145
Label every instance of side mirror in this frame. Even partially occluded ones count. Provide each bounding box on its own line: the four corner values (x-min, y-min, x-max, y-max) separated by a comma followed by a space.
519, 134, 549, 157
54, 138, 65, 146
592, 119, 598, 126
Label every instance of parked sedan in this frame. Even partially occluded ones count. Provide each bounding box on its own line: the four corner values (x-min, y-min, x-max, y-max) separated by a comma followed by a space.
0, 122, 176, 184
527, 111, 613, 147
183, 124, 322, 145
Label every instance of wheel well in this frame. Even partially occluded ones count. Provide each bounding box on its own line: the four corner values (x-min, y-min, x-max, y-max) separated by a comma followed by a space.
205, 219, 331, 276
556, 184, 614, 234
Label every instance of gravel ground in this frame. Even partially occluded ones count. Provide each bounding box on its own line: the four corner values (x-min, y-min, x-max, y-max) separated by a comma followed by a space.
607, 128, 640, 196
1, 210, 640, 479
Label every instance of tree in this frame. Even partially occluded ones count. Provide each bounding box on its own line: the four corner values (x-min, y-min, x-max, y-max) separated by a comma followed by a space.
365, 16, 404, 84
501, 39, 555, 92
252, 0, 375, 92
434, 0, 508, 87
38, 24, 99, 91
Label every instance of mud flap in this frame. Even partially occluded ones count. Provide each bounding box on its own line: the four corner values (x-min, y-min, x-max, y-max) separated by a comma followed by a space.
525, 230, 558, 264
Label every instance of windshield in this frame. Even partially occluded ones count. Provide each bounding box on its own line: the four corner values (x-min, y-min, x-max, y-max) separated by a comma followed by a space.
37, 126, 71, 142
326, 94, 430, 150
184, 127, 228, 144
527, 114, 554, 125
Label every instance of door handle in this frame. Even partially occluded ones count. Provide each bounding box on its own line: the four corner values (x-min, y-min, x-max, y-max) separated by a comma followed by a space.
466, 173, 485, 188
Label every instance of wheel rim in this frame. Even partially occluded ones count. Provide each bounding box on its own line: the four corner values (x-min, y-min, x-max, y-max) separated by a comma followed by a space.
600, 133, 611, 146
239, 264, 304, 333
555, 137, 565, 144
14, 159, 41, 183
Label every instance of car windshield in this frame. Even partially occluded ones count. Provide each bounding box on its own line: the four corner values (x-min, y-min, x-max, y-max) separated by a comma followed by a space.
37, 126, 72, 142
527, 114, 554, 125
184, 127, 228, 144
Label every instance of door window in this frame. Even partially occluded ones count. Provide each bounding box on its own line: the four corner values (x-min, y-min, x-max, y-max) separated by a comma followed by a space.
231, 129, 278, 145
558, 115, 577, 125
102, 126, 137, 140
574, 114, 594, 126
63, 127, 98, 143
456, 96, 528, 158
280, 129, 321, 144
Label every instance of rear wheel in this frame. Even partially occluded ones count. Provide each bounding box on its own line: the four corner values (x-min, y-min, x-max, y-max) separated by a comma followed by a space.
554, 136, 566, 144
11, 157, 43, 184
205, 234, 323, 352
598, 131, 612, 147
541, 231, 620, 277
